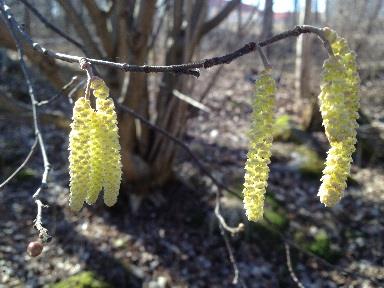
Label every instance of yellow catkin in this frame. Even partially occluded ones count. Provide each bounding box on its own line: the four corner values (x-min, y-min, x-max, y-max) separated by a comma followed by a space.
86, 110, 104, 204
68, 97, 93, 211
90, 77, 122, 207
317, 28, 360, 206
242, 69, 276, 221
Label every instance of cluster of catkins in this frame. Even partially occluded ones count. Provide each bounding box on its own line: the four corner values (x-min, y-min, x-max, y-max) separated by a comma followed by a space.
242, 28, 360, 221
68, 77, 122, 211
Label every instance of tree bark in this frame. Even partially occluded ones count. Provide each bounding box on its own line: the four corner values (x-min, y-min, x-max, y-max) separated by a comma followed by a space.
295, 0, 316, 130
261, 0, 274, 55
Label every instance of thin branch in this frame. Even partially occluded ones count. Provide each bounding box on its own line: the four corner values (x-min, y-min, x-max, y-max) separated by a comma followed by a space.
116, 103, 239, 198
16, 0, 86, 53
263, 218, 381, 286
257, 45, 272, 69
34, 199, 51, 242
215, 188, 244, 235
37, 76, 79, 106
199, 0, 241, 38
82, 0, 113, 56
0, 137, 38, 189
285, 243, 306, 288
219, 223, 247, 287
1, 0, 51, 242
55, 0, 103, 58
1, 3, 332, 76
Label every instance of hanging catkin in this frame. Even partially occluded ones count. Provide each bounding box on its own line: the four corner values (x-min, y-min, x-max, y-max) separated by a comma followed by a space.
86, 109, 104, 204
242, 68, 276, 221
90, 77, 122, 207
68, 97, 93, 211
317, 28, 360, 206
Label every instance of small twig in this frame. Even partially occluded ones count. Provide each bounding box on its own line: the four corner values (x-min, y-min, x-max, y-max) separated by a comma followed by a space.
37, 76, 79, 106
219, 223, 247, 287
214, 189, 244, 235
285, 243, 306, 288
116, 103, 239, 198
257, 45, 272, 69
67, 79, 86, 104
263, 218, 381, 286
0, 137, 38, 189
16, 0, 85, 53
79, 58, 93, 100
34, 199, 51, 242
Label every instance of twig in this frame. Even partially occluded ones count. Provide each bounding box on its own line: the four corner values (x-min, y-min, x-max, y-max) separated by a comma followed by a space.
219, 223, 247, 287
67, 79, 86, 104
0, 137, 38, 189
1, 0, 51, 242
34, 199, 51, 242
257, 45, 272, 69
1, 3, 332, 76
16, 0, 85, 53
116, 103, 239, 199
285, 243, 306, 288
79, 58, 93, 100
215, 189, 244, 234
263, 218, 381, 286
37, 76, 79, 106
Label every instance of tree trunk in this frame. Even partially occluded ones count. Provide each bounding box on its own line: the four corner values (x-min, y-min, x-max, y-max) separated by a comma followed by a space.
261, 0, 274, 56
295, 0, 316, 130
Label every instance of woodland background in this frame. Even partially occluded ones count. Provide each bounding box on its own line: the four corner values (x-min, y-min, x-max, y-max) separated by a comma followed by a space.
0, 0, 383, 287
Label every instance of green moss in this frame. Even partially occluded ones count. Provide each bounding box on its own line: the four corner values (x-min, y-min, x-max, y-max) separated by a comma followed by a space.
50, 272, 111, 288
308, 230, 330, 257
273, 114, 291, 141
264, 210, 289, 230
291, 145, 324, 178
15, 168, 36, 181
295, 229, 341, 263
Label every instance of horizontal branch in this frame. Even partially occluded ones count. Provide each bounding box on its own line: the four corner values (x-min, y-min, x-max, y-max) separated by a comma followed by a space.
1, 3, 331, 77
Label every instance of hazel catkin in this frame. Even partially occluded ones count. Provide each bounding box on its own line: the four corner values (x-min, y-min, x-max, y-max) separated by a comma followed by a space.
242, 69, 276, 221
68, 97, 93, 211
317, 28, 360, 206
91, 77, 122, 207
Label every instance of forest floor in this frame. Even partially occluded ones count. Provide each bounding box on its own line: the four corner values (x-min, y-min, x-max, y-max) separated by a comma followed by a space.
0, 52, 384, 288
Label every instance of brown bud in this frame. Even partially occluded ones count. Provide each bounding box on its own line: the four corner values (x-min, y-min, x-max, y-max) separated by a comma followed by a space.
27, 241, 43, 257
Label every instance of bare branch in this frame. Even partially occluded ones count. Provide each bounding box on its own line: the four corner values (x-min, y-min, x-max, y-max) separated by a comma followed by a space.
0, 3, 332, 76
0, 137, 38, 189
16, 0, 86, 53
34, 199, 51, 243
199, 0, 241, 38
218, 223, 247, 287
82, 0, 113, 55
263, 218, 381, 286
116, 103, 239, 198
285, 243, 306, 288
55, 0, 103, 58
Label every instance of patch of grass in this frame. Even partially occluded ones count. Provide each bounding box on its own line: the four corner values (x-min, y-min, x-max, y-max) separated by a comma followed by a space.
273, 114, 291, 141
15, 168, 36, 182
295, 229, 342, 263
50, 271, 111, 288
